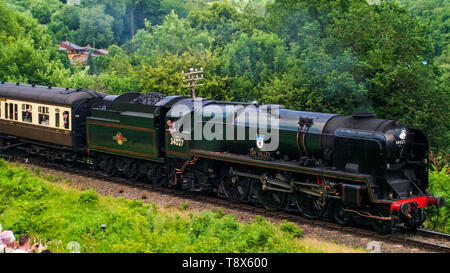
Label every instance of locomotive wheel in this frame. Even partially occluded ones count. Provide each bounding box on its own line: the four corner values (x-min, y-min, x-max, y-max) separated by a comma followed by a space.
152, 167, 168, 187
293, 193, 323, 219
122, 160, 138, 181
417, 208, 426, 226
404, 218, 416, 230
91, 153, 103, 171
404, 208, 426, 230
99, 155, 116, 176
333, 201, 352, 225
220, 167, 251, 202
371, 206, 393, 234
64, 157, 76, 168
255, 186, 288, 211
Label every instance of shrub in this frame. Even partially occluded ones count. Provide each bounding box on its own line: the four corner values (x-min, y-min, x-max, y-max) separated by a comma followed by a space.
179, 201, 189, 211
78, 189, 99, 205
214, 209, 224, 219
281, 221, 303, 238
429, 151, 450, 172
425, 165, 450, 233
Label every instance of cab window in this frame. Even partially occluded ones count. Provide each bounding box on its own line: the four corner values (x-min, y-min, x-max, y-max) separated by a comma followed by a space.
38, 106, 49, 126
22, 104, 32, 123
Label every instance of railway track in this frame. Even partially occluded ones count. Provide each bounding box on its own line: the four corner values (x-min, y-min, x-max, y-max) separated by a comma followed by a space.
416, 228, 450, 241
2, 151, 449, 253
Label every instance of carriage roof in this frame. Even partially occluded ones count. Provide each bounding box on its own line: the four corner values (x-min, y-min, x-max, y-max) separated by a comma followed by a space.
0, 82, 105, 106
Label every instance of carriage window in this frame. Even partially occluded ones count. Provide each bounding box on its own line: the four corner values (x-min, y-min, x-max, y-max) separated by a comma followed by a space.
4, 103, 7, 119
63, 111, 69, 129
55, 108, 60, 128
9, 103, 13, 120
22, 104, 32, 123
38, 106, 49, 126
14, 104, 18, 120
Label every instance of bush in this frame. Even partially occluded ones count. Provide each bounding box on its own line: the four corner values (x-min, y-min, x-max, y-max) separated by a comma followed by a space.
78, 189, 99, 205
281, 221, 303, 238
425, 165, 450, 233
179, 201, 189, 211
429, 151, 450, 172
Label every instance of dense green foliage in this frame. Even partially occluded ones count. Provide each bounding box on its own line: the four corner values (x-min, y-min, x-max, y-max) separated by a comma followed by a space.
0, 161, 365, 253
425, 165, 450, 233
0, 0, 67, 84
1, 0, 447, 154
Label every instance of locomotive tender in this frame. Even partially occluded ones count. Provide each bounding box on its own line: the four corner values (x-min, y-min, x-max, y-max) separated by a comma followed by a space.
0, 82, 444, 233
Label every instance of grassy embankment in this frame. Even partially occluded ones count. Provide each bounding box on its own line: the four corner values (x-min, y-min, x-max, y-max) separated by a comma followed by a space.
0, 160, 364, 253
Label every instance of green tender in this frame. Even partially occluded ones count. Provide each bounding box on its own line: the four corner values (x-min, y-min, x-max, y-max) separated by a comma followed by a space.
87, 107, 164, 163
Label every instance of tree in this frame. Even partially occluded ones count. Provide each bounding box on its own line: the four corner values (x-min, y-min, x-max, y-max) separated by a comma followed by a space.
75, 6, 114, 48
263, 0, 447, 150
399, 0, 449, 58
48, 4, 80, 43
5, 0, 62, 25
260, 49, 370, 115
0, 0, 66, 85
136, 53, 214, 96
160, 0, 190, 18
127, 0, 140, 38
188, 1, 241, 48
93, 45, 134, 76
127, 11, 212, 63
218, 30, 288, 101
28, 0, 62, 25
82, 0, 128, 43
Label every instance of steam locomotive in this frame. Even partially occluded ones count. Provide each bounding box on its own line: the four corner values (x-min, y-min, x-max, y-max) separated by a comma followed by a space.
0, 82, 444, 233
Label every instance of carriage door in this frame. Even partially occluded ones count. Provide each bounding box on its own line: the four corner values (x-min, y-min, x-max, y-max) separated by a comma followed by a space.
8, 103, 17, 120
14, 104, 18, 120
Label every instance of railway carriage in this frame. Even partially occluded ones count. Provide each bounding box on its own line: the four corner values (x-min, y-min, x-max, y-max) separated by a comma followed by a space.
0, 82, 105, 161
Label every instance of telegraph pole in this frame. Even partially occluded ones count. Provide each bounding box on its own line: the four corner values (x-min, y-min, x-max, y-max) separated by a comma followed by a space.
182, 67, 204, 98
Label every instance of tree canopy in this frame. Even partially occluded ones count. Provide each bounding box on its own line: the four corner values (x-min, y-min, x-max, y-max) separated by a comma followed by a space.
0, 0, 448, 152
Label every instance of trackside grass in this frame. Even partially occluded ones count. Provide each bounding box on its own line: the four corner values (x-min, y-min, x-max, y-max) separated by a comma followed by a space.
0, 160, 365, 253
